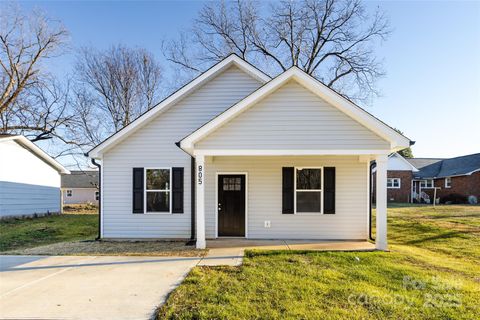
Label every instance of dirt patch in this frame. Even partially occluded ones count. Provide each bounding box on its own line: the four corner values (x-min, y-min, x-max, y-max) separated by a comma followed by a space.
63, 203, 98, 214
3, 240, 206, 257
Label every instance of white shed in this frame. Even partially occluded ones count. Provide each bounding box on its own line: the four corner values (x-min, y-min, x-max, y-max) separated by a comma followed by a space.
0, 135, 70, 218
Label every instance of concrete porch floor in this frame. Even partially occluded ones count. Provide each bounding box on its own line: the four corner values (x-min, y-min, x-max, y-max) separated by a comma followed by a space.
199, 240, 376, 266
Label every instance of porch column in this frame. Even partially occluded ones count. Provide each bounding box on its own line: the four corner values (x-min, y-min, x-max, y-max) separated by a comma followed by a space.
196, 155, 206, 249
375, 154, 388, 250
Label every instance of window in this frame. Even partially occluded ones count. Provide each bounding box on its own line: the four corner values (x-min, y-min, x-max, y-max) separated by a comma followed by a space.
145, 168, 171, 213
95, 191, 99, 200
387, 178, 401, 189
66, 189, 72, 197
223, 177, 242, 191
445, 177, 452, 188
420, 180, 434, 188
295, 168, 322, 213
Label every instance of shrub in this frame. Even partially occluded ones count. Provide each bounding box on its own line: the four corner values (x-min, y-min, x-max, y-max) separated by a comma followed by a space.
440, 193, 468, 204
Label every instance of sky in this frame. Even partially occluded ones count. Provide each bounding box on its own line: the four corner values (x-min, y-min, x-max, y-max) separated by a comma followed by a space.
17, 0, 480, 162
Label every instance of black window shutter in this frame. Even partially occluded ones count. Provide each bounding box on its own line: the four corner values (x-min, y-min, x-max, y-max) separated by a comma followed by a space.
324, 167, 336, 214
282, 167, 294, 214
172, 167, 184, 213
132, 168, 144, 214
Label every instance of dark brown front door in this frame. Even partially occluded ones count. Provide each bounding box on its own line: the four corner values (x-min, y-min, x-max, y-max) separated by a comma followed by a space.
218, 174, 246, 237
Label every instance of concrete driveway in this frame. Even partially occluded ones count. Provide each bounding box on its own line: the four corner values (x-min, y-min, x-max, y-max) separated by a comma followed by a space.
0, 255, 201, 320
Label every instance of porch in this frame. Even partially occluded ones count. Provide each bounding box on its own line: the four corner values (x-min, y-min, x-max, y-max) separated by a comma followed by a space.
193, 153, 390, 251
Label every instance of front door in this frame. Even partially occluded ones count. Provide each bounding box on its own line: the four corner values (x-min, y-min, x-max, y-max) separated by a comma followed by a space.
218, 174, 246, 237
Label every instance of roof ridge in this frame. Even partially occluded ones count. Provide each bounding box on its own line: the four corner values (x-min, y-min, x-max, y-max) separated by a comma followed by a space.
442, 152, 480, 161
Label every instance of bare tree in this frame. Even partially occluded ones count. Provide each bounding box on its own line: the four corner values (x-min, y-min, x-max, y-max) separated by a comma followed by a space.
71, 45, 163, 147
0, 3, 70, 140
163, 0, 389, 101
0, 75, 76, 143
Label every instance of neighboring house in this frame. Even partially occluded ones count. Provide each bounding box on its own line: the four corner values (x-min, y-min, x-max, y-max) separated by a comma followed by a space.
61, 171, 99, 205
373, 153, 480, 204
0, 135, 70, 218
88, 54, 412, 250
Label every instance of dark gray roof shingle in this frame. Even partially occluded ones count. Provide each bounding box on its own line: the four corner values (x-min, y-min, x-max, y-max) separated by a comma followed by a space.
61, 170, 99, 188
407, 153, 480, 179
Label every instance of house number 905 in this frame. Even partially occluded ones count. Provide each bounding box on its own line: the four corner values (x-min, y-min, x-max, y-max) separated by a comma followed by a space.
197, 165, 203, 185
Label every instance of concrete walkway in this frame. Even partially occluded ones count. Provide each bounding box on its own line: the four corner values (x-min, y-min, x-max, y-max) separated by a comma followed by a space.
0, 255, 201, 320
199, 239, 376, 266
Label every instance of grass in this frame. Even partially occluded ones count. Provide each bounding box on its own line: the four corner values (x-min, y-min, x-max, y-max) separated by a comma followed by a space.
158, 205, 480, 319
0, 205, 203, 256
0, 213, 98, 252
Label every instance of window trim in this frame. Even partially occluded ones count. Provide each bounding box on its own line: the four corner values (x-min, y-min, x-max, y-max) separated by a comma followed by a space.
294, 167, 324, 215
144, 167, 172, 214
445, 177, 452, 188
387, 178, 401, 189
420, 179, 434, 189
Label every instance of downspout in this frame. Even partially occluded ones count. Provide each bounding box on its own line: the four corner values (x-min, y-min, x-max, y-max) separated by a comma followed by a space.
369, 161, 376, 241
91, 158, 102, 241
175, 142, 196, 243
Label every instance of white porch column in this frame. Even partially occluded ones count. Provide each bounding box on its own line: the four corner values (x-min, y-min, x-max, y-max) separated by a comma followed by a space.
375, 154, 388, 250
196, 155, 206, 249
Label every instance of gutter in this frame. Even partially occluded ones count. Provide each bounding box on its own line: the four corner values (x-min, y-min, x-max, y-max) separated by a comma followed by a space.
90, 157, 102, 241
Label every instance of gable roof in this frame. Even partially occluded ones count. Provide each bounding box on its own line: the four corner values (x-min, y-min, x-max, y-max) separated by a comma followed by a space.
62, 170, 99, 188
408, 153, 480, 179
88, 54, 270, 158
179, 66, 412, 154
389, 153, 419, 172
0, 135, 70, 174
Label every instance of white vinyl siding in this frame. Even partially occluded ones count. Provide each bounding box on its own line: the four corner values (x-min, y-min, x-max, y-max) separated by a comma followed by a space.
0, 140, 61, 188
204, 155, 368, 240
0, 140, 61, 218
0, 182, 60, 218
62, 188, 98, 204
196, 80, 389, 150
101, 66, 263, 238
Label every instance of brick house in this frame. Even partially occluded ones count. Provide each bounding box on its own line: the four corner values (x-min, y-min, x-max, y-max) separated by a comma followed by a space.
373, 153, 480, 204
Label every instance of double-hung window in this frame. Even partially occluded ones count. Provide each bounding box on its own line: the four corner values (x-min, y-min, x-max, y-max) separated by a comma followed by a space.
420, 179, 434, 188
145, 168, 171, 213
295, 168, 322, 213
445, 177, 451, 188
387, 178, 401, 189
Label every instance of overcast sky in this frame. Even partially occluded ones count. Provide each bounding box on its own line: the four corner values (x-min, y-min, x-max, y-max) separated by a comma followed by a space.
20, 0, 480, 161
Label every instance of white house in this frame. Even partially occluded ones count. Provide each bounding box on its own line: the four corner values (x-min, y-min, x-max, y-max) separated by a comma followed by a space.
0, 135, 70, 218
88, 55, 411, 250
61, 170, 99, 205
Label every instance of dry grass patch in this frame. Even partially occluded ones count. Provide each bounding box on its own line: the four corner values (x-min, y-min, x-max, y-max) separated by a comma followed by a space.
63, 203, 98, 214
5, 240, 206, 257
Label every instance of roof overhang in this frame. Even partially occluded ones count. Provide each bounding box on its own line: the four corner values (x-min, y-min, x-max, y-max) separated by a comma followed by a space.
88, 54, 270, 159
180, 67, 412, 155
1, 135, 70, 174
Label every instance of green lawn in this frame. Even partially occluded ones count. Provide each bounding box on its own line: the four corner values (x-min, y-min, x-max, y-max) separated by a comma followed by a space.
158, 205, 480, 319
0, 213, 98, 252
